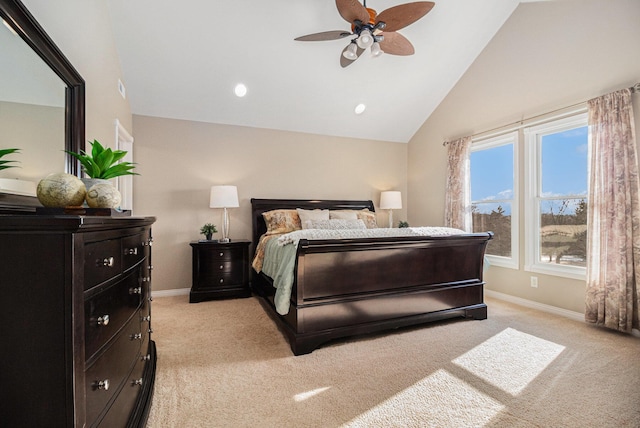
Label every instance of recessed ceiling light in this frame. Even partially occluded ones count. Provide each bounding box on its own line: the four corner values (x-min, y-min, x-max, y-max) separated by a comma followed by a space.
355, 103, 366, 115
234, 83, 247, 97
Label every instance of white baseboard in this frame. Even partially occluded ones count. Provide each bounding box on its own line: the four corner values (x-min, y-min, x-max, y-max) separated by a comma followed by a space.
152, 287, 190, 298
485, 289, 584, 322
486, 291, 640, 337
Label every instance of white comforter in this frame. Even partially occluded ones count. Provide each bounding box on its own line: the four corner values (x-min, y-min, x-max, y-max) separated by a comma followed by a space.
277, 226, 466, 246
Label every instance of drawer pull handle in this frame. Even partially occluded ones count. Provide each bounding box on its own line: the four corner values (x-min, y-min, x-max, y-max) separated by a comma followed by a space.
97, 315, 110, 326
132, 378, 144, 386
219, 252, 224, 257
100, 257, 115, 267
148, 265, 154, 271
125, 247, 138, 255
219, 279, 224, 284
130, 333, 142, 340
141, 354, 151, 361
129, 287, 142, 294
219, 265, 224, 270
141, 315, 151, 322
94, 379, 110, 391
142, 277, 151, 282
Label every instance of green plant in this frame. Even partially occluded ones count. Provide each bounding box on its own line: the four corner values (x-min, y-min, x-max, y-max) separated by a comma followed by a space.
200, 223, 218, 239
0, 148, 20, 171
66, 139, 138, 179
398, 221, 409, 228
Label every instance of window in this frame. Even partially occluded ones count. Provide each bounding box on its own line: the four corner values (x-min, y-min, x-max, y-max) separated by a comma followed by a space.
524, 113, 588, 279
470, 132, 519, 269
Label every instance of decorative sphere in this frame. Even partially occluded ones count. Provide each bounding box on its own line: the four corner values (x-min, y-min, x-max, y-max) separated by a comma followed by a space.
37, 173, 86, 207
86, 183, 122, 208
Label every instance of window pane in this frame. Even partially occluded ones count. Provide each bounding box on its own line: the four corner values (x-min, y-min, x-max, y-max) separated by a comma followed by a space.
470, 144, 513, 201
541, 127, 588, 197
472, 202, 511, 257
539, 199, 587, 266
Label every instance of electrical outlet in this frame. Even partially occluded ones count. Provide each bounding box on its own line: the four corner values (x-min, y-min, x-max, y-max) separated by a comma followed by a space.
530, 276, 538, 288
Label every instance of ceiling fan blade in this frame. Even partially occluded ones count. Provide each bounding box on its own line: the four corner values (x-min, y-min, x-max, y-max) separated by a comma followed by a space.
295, 30, 353, 42
336, 0, 370, 24
376, 1, 435, 32
340, 45, 365, 68
379, 32, 415, 56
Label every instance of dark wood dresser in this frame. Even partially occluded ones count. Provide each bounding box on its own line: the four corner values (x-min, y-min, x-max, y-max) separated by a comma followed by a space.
189, 240, 251, 302
0, 215, 156, 427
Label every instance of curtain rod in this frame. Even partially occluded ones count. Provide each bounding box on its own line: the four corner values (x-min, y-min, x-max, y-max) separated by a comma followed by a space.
443, 82, 640, 146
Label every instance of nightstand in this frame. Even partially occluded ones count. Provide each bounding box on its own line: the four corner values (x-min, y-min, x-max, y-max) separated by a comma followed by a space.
189, 240, 251, 303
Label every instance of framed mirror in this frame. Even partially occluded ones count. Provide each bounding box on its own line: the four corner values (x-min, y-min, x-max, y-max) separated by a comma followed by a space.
0, 0, 85, 213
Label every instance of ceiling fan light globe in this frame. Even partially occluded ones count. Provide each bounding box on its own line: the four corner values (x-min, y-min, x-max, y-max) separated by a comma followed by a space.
343, 43, 358, 60
356, 29, 374, 49
371, 42, 383, 58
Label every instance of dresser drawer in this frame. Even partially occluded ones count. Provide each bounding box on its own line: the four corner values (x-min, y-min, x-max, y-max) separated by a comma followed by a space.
85, 238, 122, 290
85, 314, 142, 426
122, 232, 146, 272
96, 352, 147, 428
85, 268, 143, 360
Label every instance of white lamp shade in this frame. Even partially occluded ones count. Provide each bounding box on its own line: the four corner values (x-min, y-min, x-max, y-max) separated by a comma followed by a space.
210, 185, 239, 208
380, 191, 402, 210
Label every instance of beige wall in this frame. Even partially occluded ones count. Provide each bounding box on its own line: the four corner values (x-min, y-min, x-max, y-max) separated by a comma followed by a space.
132, 115, 407, 291
408, 0, 640, 314
23, 0, 132, 148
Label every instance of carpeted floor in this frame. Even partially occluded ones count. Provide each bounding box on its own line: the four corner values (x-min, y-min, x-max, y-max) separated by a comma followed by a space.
146, 295, 640, 427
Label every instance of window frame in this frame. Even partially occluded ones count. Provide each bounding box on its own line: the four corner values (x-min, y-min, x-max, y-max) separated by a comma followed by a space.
470, 131, 519, 270
523, 112, 588, 280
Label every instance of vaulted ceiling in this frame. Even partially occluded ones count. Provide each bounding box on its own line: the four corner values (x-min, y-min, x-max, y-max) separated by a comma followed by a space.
107, 1, 537, 143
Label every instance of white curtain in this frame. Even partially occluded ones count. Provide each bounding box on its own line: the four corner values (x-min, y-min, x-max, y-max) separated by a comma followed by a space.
444, 136, 472, 231
585, 88, 640, 333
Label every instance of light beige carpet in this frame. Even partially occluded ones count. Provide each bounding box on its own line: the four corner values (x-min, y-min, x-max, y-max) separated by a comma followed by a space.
147, 295, 640, 428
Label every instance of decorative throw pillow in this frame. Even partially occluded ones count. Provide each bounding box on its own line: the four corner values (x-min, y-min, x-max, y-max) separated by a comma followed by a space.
304, 219, 367, 230
262, 209, 301, 235
297, 208, 330, 229
357, 209, 378, 229
329, 210, 358, 220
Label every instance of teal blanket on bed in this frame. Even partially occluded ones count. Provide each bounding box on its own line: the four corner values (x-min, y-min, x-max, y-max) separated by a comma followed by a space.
260, 237, 298, 315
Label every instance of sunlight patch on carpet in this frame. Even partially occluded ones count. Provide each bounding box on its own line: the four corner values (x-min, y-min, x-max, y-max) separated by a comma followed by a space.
343, 369, 504, 427
294, 386, 331, 402
452, 327, 565, 395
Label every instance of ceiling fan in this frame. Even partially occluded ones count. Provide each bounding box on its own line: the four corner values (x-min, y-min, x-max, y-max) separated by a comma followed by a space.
295, 0, 435, 68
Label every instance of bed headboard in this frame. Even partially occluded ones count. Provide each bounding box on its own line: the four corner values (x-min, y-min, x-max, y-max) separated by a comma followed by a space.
250, 198, 375, 251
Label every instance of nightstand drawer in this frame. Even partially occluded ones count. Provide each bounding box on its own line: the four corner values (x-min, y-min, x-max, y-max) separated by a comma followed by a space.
200, 270, 244, 287
207, 260, 240, 275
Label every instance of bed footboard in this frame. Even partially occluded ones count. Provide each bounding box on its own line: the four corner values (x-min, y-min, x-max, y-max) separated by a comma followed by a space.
252, 232, 492, 355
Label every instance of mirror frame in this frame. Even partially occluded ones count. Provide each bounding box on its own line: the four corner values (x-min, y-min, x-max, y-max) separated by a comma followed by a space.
0, 0, 85, 213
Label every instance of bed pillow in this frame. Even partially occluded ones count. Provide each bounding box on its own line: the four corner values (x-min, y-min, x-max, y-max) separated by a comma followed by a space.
329, 210, 358, 220
297, 208, 330, 229
262, 209, 302, 235
357, 209, 378, 229
304, 219, 367, 230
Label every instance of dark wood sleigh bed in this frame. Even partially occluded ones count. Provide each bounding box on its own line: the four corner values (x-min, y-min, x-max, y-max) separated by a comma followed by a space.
250, 198, 493, 355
